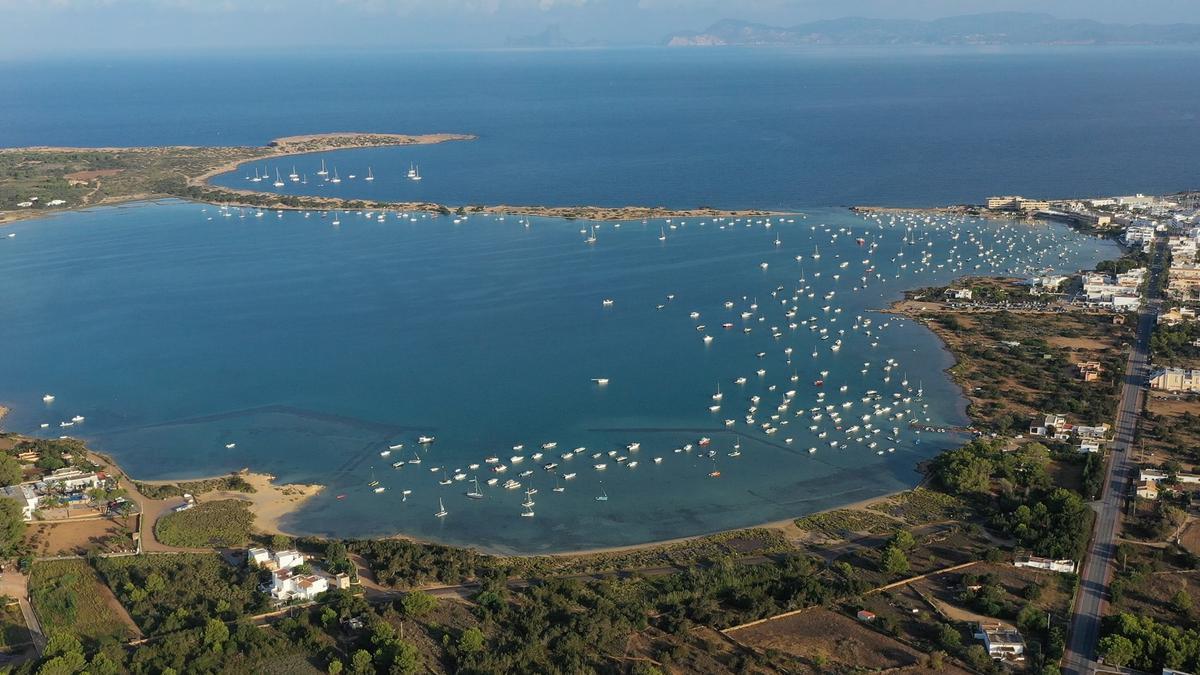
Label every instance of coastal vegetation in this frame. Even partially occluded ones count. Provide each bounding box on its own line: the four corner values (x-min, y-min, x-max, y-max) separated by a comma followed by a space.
134, 473, 255, 500
93, 553, 269, 635
932, 439, 1093, 560
896, 286, 1132, 434
28, 559, 134, 647
154, 499, 254, 548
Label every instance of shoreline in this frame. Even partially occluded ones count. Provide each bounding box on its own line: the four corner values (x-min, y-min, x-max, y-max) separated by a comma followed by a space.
1, 132, 789, 225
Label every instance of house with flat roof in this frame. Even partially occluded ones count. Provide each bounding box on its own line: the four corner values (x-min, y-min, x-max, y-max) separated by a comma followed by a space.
270, 568, 329, 602
974, 622, 1025, 661
1149, 367, 1200, 393
1014, 556, 1076, 574
1, 485, 39, 521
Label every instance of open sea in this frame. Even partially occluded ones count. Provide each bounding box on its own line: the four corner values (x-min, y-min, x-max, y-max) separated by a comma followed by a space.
0, 45, 1181, 551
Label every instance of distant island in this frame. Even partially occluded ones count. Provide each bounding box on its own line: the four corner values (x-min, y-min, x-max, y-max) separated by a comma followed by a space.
664, 11, 1200, 47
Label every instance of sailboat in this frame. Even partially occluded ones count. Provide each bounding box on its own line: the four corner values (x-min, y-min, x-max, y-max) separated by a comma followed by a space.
521, 504, 535, 517
250, 167, 262, 182
288, 165, 299, 181
435, 498, 447, 518
658, 225, 667, 242
410, 165, 422, 181
585, 225, 597, 245
365, 167, 375, 181
438, 471, 452, 486
522, 489, 535, 508
330, 168, 341, 184
552, 476, 565, 493
407, 162, 416, 179
595, 484, 609, 502
466, 477, 484, 499
317, 159, 328, 176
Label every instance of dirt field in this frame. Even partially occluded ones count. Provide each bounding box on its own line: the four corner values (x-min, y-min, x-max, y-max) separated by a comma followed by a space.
1141, 395, 1200, 471
729, 608, 969, 673
1180, 520, 1200, 556
25, 516, 135, 557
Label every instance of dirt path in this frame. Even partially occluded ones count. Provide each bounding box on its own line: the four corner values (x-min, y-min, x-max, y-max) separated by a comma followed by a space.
0, 571, 43, 658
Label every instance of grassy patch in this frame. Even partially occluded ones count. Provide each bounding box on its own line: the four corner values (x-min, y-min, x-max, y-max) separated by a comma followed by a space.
135, 474, 256, 499
794, 509, 899, 537
869, 488, 970, 525
95, 553, 269, 636
0, 602, 30, 649
29, 559, 132, 646
155, 499, 253, 548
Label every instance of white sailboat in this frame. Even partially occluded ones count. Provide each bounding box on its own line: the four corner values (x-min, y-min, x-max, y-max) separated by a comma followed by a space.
407, 162, 416, 179
595, 484, 609, 502
435, 498, 447, 518
365, 167, 375, 181
330, 168, 341, 184
410, 165, 422, 181
466, 477, 484, 499
317, 159, 328, 176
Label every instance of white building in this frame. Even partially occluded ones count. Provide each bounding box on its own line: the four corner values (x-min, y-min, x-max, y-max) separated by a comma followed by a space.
1149, 367, 1200, 393
1014, 556, 1076, 574
1075, 424, 1110, 440
40, 468, 100, 492
249, 548, 306, 571
1140, 467, 1200, 484
1124, 224, 1157, 250
975, 623, 1025, 660
270, 568, 329, 602
1, 485, 39, 521
247, 547, 271, 566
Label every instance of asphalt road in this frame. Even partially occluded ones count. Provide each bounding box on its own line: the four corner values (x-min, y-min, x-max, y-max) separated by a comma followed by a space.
1063, 247, 1162, 675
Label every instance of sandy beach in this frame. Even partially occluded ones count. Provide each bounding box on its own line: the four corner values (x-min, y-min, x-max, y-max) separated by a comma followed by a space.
201, 472, 324, 536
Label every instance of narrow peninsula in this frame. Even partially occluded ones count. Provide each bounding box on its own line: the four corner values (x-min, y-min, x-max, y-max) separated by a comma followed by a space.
0, 132, 778, 224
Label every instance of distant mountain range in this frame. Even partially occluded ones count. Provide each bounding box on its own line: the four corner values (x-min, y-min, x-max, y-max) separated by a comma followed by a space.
664, 12, 1200, 47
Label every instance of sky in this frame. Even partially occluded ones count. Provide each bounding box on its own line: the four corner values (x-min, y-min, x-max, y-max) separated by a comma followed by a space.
3, 0, 1200, 54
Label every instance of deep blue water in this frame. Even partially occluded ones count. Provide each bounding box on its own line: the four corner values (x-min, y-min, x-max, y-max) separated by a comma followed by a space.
0, 202, 1116, 552
0, 47, 1162, 551
5, 47, 1200, 208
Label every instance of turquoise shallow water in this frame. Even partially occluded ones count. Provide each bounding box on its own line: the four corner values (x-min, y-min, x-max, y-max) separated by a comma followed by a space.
0, 200, 1117, 552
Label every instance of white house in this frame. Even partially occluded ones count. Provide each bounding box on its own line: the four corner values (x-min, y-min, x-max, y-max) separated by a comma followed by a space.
1075, 424, 1110, 440
250, 548, 306, 571
1140, 467, 1200, 484
270, 568, 329, 602
40, 468, 100, 492
1149, 367, 1200, 393
1137, 480, 1160, 500
975, 623, 1025, 660
1014, 556, 1076, 574
1078, 441, 1102, 453
247, 547, 270, 566
274, 549, 305, 569
1, 485, 39, 521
